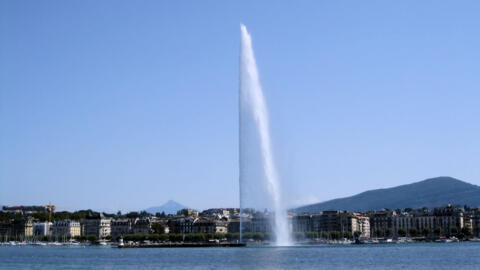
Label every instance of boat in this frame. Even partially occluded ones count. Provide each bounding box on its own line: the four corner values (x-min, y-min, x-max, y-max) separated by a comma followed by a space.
98, 240, 109, 246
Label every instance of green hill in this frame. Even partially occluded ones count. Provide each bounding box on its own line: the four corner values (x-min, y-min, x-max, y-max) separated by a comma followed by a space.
295, 177, 480, 213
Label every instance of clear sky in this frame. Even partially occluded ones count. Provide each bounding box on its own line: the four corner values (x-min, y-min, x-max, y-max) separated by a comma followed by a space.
1, 1, 480, 212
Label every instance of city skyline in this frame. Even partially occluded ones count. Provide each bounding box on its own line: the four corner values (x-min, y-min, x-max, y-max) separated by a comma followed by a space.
2, 1, 480, 212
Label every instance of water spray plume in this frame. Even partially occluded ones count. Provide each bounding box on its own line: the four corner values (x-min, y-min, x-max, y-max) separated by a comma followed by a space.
239, 24, 292, 246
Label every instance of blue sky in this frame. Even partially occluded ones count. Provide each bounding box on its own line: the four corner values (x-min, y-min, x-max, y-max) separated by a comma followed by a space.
1, 1, 480, 212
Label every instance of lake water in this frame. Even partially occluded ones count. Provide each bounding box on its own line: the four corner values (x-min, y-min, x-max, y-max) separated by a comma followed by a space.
1, 242, 480, 269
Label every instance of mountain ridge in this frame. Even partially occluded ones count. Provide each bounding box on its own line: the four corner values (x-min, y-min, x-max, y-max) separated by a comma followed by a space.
145, 200, 188, 215
295, 177, 480, 213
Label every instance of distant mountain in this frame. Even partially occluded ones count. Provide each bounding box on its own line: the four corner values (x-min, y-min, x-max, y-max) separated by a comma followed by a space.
295, 177, 480, 213
145, 200, 188, 215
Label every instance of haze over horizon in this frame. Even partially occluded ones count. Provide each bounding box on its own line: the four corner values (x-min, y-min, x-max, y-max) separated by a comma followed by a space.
1, 1, 480, 212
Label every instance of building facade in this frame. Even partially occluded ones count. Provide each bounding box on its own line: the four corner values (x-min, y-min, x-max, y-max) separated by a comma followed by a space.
52, 220, 81, 237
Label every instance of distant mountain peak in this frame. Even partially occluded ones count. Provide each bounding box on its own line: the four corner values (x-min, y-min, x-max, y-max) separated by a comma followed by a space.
295, 176, 480, 213
145, 200, 188, 215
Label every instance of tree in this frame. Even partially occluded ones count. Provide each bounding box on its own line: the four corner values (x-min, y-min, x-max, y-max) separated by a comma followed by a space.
151, 223, 165, 234
294, 232, 305, 240
354, 231, 362, 238
409, 227, 418, 237
450, 226, 458, 236
422, 228, 431, 238
168, 234, 183, 242
86, 235, 98, 243
243, 232, 253, 240
305, 232, 318, 239
375, 229, 383, 238
253, 232, 264, 241
330, 231, 340, 240
385, 228, 392, 237
397, 228, 407, 237
226, 233, 240, 241
461, 227, 472, 237
434, 227, 442, 237
139, 211, 150, 218
155, 212, 166, 218
126, 212, 139, 219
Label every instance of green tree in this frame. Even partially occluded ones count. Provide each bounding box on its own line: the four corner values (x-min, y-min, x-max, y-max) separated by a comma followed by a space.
306, 232, 319, 239
397, 228, 407, 237
168, 234, 183, 242
139, 211, 150, 218
450, 226, 458, 236
385, 228, 392, 237
409, 227, 418, 237
330, 231, 340, 240
151, 223, 165, 234
226, 233, 240, 241
126, 212, 139, 219
434, 227, 442, 237
293, 232, 304, 240
422, 228, 431, 238
462, 227, 472, 237
253, 232, 264, 241
375, 229, 383, 238
242, 232, 253, 240
149, 234, 160, 242
86, 235, 98, 243
353, 231, 362, 238
155, 212, 166, 218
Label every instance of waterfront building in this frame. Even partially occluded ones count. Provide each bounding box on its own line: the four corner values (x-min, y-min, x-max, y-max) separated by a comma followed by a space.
193, 217, 228, 234
12, 218, 34, 237
353, 214, 370, 238
227, 219, 240, 233
369, 211, 395, 238
151, 219, 170, 234
251, 215, 272, 233
52, 220, 81, 237
110, 219, 132, 238
228, 216, 252, 233
0, 221, 12, 238
318, 210, 341, 233
292, 214, 313, 233
433, 205, 464, 235
33, 222, 52, 236
169, 217, 195, 234
339, 212, 360, 237
470, 207, 480, 237
133, 218, 152, 234
82, 215, 111, 238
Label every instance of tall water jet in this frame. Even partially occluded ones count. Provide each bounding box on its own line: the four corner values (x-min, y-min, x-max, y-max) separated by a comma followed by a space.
239, 24, 292, 246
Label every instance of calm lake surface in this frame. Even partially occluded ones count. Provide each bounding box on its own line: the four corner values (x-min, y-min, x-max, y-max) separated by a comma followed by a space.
1, 242, 480, 269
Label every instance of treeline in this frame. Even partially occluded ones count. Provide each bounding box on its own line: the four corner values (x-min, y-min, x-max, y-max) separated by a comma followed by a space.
122, 233, 229, 242
119, 232, 326, 243
0, 210, 168, 222
375, 226, 474, 238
